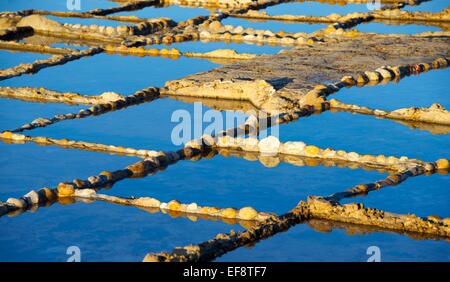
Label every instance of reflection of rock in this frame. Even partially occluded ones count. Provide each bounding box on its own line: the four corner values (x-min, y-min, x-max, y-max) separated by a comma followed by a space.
389, 103, 450, 125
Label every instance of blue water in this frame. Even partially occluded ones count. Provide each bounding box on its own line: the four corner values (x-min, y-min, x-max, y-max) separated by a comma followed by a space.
0, 200, 242, 262
27, 98, 247, 151
333, 68, 450, 111
105, 154, 386, 214
265, 1, 373, 16
0, 50, 50, 70
0, 0, 117, 12
151, 40, 287, 55
275, 111, 450, 162
115, 5, 212, 22
218, 221, 450, 261
404, 0, 449, 13
47, 15, 127, 27
0, 53, 218, 95
357, 22, 442, 34
0, 2, 449, 262
222, 17, 326, 33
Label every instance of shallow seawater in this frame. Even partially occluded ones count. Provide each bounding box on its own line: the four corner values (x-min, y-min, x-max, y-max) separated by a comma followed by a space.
218, 221, 450, 261
404, 0, 449, 13
265, 1, 372, 16
0, 0, 117, 12
275, 111, 450, 162
0, 200, 243, 262
341, 173, 450, 218
333, 68, 450, 111
357, 22, 442, 34
0, 98, 83, 130
19, 35, 100, 50
115, 5, 212, 21
104, 154, 386, 214
28, 98, 248, 152
222, 17, 326, 33
0, 50, 50, 69
152, 40, 287, 54
0, 142, 139, 199
0, 53, 219, 95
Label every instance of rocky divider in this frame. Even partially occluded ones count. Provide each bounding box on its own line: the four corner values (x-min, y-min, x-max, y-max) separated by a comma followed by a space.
0, 146, 214, 217
73, 190, 275, 221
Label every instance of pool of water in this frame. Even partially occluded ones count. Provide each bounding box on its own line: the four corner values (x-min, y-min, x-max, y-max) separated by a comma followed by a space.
357, 22, 442, 34
265, 1, 373, 16
218, 220, 450, 261
333, 68, 450, 111
0, 200, 242, 262
274, 111, 450, 162
27, 98, 247, 151
152, 40, 288, 54
0, 50, 50, 70
222, 17, 326, 34
404, 0, 449, 13
0, 0, 117, 12
103, 154, 386, 214
115, 5, 212, 22
0, 53, 219, 95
